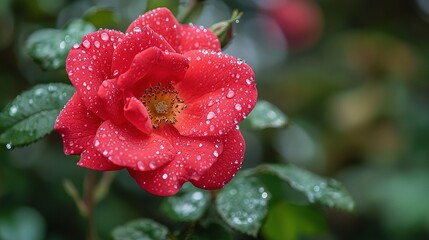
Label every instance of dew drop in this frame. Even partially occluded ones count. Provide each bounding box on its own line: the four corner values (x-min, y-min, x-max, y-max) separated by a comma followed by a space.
101, 32, 109, 41
226, 90, 235, 98
235, 103, 242, 111
137, 161, 145, 170
213, 150, 219, 157
206, 111, 215, 120
94, 140, 100, 147
9, 106, 18, 116
196, 155, 201, 161
73, 43, 79, 49
6, 143, 12, 149
149, 161, 156, 169
94, 41, 100, 48
133, 27, 142, 32
82, 40, 91, 48
113, 69, 119, 76
162, 173, 168, 179
246, 78, 252, 85
59, 41, 66, 49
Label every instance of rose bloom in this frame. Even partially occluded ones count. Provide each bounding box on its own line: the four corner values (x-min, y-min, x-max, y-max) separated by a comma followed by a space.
55, 8, 257, 196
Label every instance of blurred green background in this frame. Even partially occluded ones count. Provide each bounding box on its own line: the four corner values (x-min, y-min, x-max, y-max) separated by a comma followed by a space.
1, 0, 429, 239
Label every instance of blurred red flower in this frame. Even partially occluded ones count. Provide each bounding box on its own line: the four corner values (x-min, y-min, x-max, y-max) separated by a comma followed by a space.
54, 8, 257, 196
266, 0, 323, 51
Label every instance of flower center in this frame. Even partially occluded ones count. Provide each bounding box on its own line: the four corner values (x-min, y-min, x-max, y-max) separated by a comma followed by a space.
141, 82, 186, 128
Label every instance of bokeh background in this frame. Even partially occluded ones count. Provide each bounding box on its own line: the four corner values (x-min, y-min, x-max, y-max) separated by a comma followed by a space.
1, 0, 428, 239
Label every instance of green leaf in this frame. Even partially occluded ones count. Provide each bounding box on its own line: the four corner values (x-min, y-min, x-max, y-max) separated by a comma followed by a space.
112, 218, 169, 240
241, 100, 288, 130
216, 176, 269, 236
25, 19, 95, 70
262, 202, 327, 240
0, 83, 74, 148
146, 0, 179, 16
161, 183, 210, 222
83, 7, 120, 29
188, 222, 232, 240
263, 164, 354, 211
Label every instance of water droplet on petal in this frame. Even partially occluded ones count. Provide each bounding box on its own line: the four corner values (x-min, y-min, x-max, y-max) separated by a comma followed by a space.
94, 41, 100, 48
133, 27, 142, 32
113, 69, 119, 76
101, 32, 109, 41
196, 155, 201, 160
246, 79, 252, 85
149, 161, 156, 169
162, 173, 168, 179
137, 161, 145, 170
207, 111, 215, 120
94, 140, 100, 147
235, 103, 242, 111
213, 150, 219, 157
227, 90, 235, 98
82, 40, 90, 48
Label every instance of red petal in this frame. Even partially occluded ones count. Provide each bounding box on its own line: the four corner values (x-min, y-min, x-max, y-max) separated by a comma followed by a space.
123, 97, 153, 135
191, 129, 245, 190
126, 8, 181, 52
117, 47, 189, 96
77, 144, 122, 171
179, 25, 221, 53
128, 126, 223, 196
175, 51, 257, 137
55, 94, 103, 155
97, 79, 126, 124
94, 121, 174, 171
66, 30, 124, 119
111, 27, 174, 77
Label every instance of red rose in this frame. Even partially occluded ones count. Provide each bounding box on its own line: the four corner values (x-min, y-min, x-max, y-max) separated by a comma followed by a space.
55, 8, 257, 196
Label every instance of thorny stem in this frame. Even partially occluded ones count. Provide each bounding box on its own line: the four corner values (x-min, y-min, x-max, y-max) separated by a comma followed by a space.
84, 171, 98, 240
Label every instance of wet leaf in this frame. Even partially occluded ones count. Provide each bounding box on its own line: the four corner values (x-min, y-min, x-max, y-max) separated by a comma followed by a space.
216, 176, 269, 236
25, 19, 95, 70
241, 100, 288, 130
0, 83, 74, 148
146, 0, 179, 16
161, 183, 210, 222
83, 6, 120, 29
262, 202, 327, 240
111, 218, 169, 240
264, 164, 354, 211
188, 222, 232, 240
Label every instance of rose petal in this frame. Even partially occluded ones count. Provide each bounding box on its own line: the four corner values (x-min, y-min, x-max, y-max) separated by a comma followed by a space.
175, 51, 257, 137
94, 121, 174, 171
179, 25, 221, 53
117, 47, 189, 96
123, 97, 153, 135
66, 30, 124, 119
126, 7, 181, 52
128, 126, 223, 196
78, 144, 122, 171
112, 27, 174, 77
191, 129, 245, 190
97, 79, 126, 124
55, 94, 103, 155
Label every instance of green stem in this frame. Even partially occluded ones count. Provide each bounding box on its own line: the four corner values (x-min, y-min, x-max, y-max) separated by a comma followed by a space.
84, 171, 98, 240
178, 0, 200, 23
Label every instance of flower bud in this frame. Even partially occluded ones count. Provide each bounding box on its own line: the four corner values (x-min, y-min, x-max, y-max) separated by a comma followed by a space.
210, 10, 243, 48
